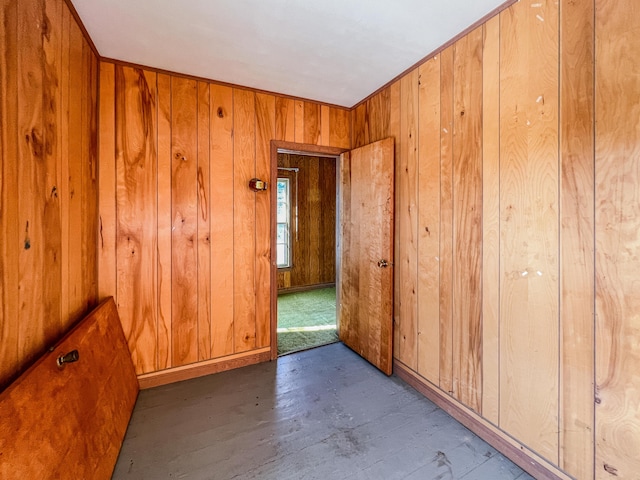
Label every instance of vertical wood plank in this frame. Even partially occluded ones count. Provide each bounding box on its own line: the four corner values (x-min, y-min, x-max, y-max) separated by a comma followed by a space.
452, 28, 483, 413
482, 15, 501, 425
439, 45, 455, 395
115, 66, 158, 373
320, 104, 330, 146
157, 73, 172, 369
59, 6, 70, 326
233, 89, 257, 353
329, 107, 350, 149
67, 16, 83, 322
171, 76, 198, 367
595, 0, 640, 477
98, 63, 116, 301
389, 80, 401, 360
417, 56, 441, 385
368, 89, 391, 144
210, 84, 235, 358
294, 99, 304, 144
303, 102, 320, 145
275, 96, 295, 142
42, 0, 63, 337
17, 0, 46, 369
0, 0, 20, 388
499, 0, 559, 462
255, 92, 275, 348
397, 69, 419, 370
351, 103, 367, 149
82, 43, 98, 312
559, 0, 595, 478
197, 82, 211, 361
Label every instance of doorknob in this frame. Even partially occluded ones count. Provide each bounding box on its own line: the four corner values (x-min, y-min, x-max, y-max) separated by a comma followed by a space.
378, 259, 389, 268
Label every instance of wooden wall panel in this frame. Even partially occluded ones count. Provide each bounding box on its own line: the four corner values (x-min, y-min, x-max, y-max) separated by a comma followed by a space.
171, 77, 198, 366
560, 0, 595, 478
100, 61, 350, 381
114, 66, 158, 374
481, 15, 500, 425
233, 89, 257, 353
197, 82, 211, 361
255, 93, 275, 347
209, 84, 235, 358
276, 154, 336, 290
439, 45, 455, 395
452, 27, 483, 413
416, 56, 440, 385
328, 107, 350, 149
397, 70, 419, 371
499, 0, 559, 462
595, 0, 640, 477
156, 73, 173, 369
0, 0, 99, 389
0, 0, 20, 388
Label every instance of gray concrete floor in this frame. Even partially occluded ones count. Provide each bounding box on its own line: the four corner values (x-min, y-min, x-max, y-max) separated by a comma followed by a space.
113, 343, 535, 480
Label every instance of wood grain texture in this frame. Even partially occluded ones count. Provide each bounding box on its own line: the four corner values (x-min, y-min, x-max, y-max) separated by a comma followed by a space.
276, 154, 336, 290
481, 15, 500, 425
115, 66, 158, 374
0, 297, 139, 479
156, 73, 173, 370
255, 93, 275, 348
389, 81, 401, 361
209, 84, 235, 358
303, 102, 320, 145
294, 99, 305, 144
351, 103, 368, 148
0, 0, 20, 389
559, 0, 595, 478
197, 82, 211, 361
416, 56, 441, 385
328, 107, 350, 149
80, 37, 98, 318
98, 63, 117, 301
397, 69, 419, 370
171, 77, 198, 366
339, 138, 395, 375
499, 0, 559, 462
452, 27, 483, 414
67, 17, 84, 321
439, 45, 455, 395
275, 96, 295, 142
233, 88, 257, 353
595, 0, 640, 477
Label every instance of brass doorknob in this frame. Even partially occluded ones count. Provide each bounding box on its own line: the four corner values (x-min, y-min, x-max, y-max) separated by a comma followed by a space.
378, 259, 389, 268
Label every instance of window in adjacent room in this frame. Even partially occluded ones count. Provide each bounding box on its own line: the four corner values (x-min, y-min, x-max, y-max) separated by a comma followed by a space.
276, 178, 291, 268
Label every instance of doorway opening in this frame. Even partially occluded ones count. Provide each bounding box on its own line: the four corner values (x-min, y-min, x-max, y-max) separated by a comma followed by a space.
275, 152, 339, 356
269, 142, 347, 359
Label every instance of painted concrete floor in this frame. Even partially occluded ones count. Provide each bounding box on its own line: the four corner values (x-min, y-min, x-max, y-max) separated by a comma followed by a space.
113, 343, 535, 480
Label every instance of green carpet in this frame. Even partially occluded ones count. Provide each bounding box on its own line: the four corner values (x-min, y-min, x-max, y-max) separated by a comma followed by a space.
277, 287, 338, 355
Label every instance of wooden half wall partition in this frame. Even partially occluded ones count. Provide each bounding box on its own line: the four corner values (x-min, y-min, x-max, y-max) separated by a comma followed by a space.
98, 61, 350, 386
0, 0, 99, 390
351, 0, 640, 479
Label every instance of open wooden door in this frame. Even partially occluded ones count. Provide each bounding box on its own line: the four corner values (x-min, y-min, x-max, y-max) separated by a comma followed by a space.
338, 137, 394, 375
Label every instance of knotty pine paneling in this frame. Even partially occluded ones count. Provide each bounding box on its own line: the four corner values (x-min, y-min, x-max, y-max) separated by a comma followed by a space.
99, 63, 351, 375
595, 0, 640, 477
452, 27, 483, 414
276, 154, 336, 291
0, 0, 99, 390
560, 0, 595, 478
350, 0, 612, 477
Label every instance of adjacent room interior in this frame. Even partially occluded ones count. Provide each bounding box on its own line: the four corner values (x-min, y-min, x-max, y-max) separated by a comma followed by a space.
1, 0, 639, 479
276, 152, 339, 356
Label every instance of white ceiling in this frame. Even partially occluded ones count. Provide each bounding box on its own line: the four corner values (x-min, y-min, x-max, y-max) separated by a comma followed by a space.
72, 0, 508, 107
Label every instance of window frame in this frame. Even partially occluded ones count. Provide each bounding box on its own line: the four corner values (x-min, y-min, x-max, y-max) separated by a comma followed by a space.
276, 177, 292, 269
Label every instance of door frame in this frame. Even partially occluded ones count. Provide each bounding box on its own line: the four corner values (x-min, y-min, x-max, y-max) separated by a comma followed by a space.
269, 140, 348, 360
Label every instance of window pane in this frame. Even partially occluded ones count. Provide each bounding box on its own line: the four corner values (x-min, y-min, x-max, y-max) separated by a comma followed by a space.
276, 244, 286, 267
276, 177, 291, 268
277, 223, 286, 243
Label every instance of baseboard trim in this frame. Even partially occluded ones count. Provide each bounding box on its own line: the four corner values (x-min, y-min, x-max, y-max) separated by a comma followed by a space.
138, 348, 271, 389
277, 282, 335, 295
394, 360, 573, 480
